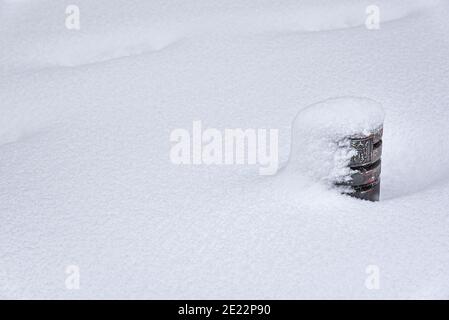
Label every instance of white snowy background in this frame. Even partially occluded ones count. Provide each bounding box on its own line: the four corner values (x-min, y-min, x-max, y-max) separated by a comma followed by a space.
1, 0, 449, 299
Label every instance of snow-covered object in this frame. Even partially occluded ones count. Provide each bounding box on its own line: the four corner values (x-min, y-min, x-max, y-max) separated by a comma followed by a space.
1, 0, 449, 300
287, 97, 384, 187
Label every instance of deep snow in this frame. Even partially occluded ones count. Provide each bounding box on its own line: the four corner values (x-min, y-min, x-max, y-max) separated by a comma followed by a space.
1, 0, 449, 299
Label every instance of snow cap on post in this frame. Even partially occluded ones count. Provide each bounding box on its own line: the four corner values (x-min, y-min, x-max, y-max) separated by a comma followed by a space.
287, 97, 385, 200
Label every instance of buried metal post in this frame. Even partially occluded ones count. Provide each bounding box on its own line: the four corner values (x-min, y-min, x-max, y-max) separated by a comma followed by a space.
342, 127, 383, 201
287, 97, 385, 200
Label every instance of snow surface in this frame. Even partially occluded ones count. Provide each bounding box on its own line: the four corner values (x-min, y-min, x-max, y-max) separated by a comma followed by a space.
1, 0, 449, 299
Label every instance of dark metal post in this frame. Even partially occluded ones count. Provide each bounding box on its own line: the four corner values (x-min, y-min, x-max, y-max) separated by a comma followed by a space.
342, 127, 383, 201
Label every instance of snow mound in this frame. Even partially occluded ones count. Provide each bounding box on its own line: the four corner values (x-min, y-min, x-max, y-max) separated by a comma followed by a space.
286, 97, 384, 186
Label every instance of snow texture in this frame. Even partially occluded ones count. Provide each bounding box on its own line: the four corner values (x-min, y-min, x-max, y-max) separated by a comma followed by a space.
1, 0, 449, 299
